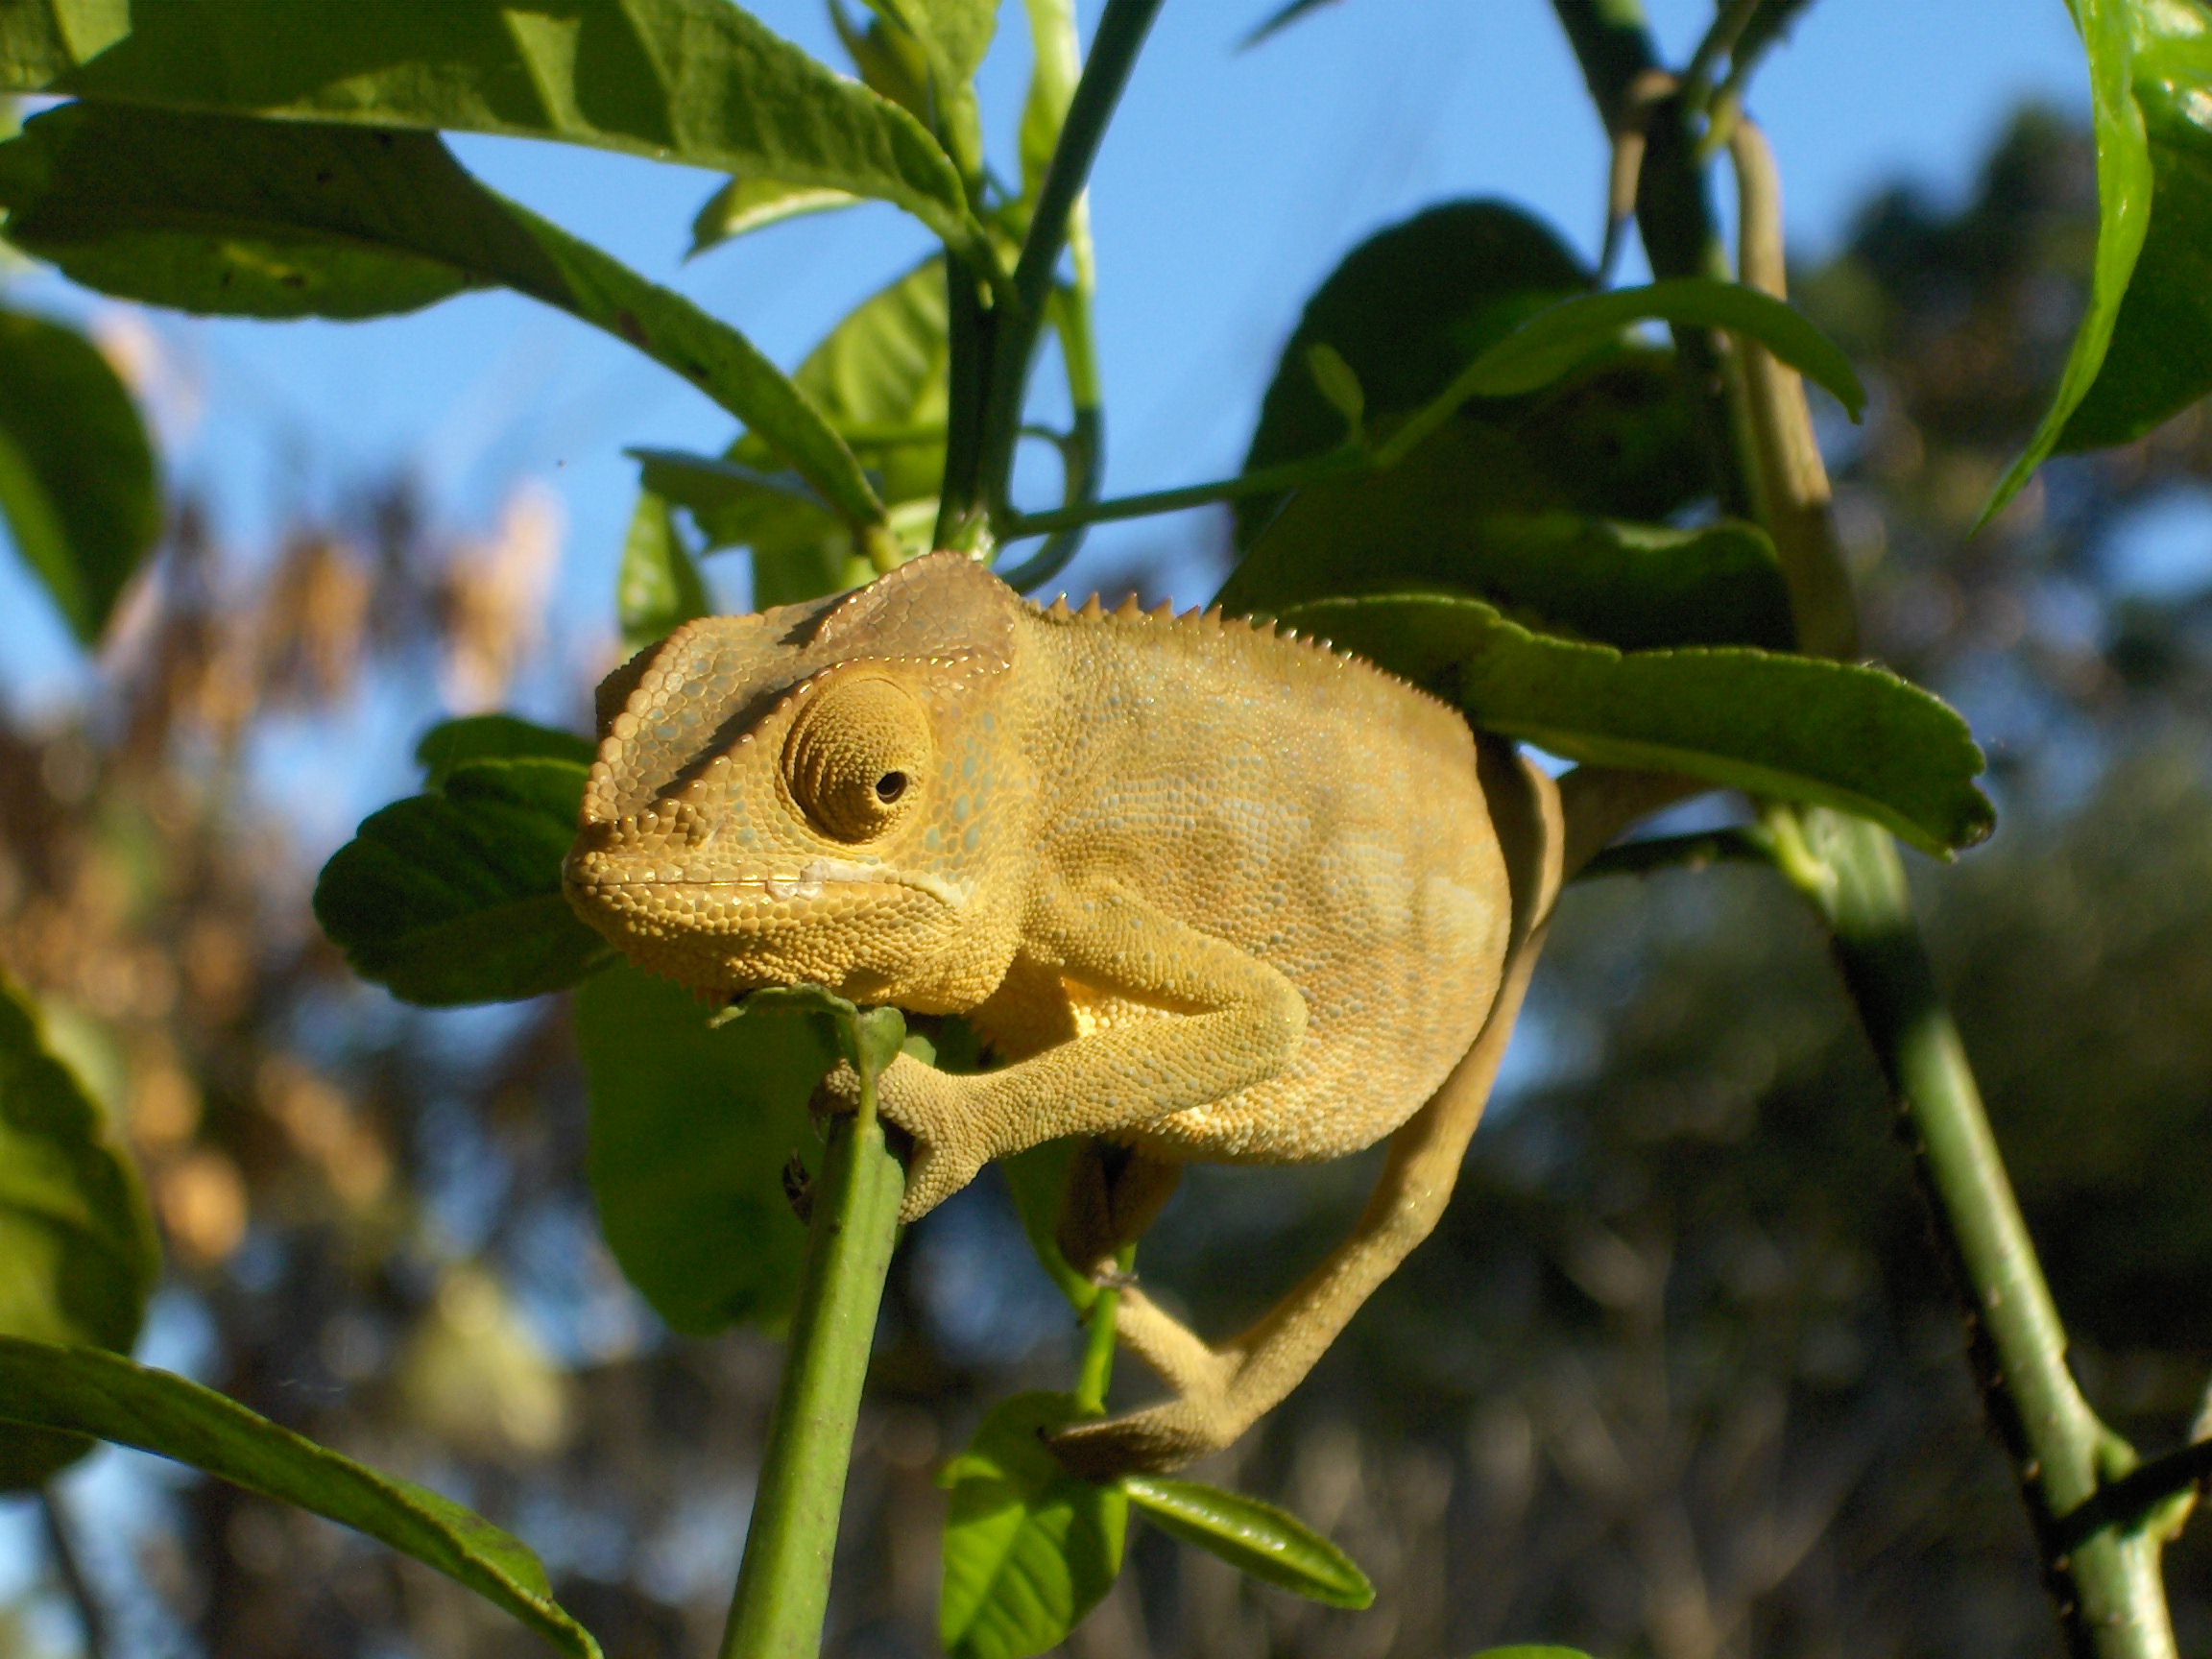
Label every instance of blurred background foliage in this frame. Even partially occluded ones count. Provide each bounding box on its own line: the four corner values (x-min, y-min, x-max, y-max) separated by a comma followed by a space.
1, 103, 2209, 1659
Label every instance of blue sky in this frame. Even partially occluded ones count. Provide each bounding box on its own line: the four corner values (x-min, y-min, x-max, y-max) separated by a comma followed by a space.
2, 0, 2090, 748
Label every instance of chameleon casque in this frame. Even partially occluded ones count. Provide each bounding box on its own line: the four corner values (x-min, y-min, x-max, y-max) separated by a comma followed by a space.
564, 549, 1674, 1476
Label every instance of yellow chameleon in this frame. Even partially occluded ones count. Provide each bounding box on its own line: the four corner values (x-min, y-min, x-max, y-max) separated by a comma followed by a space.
565, 550, 1676, 1476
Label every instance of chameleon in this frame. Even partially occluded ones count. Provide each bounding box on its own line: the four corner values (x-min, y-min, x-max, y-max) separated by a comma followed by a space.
563, 549, 1679, 1475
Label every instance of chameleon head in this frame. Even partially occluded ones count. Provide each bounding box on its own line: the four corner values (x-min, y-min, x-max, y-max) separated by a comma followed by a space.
562, 553, 1034, 1007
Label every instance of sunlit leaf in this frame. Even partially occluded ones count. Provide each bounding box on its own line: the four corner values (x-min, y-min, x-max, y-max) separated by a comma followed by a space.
0, 978, 157, 1489
1283, 593, 1993, 856
0, 303, 158, 644
1, 0, 986, 256
313, 758, 613, 1006
1121, 1475, 1373, 1607
0, 103, 885, 529
869, 0, 1000, 89
616, 490, 711, 653
940, 1392, 1126, 1659
688, 175, 860, 257
575, 964, 825, 1334
414, 714, 595, 789
2050, 2, 2212, 453
0, 1338, 602, 1656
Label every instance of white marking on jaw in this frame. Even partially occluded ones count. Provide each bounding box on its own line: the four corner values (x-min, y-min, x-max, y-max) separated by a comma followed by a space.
799, 857, 973, 909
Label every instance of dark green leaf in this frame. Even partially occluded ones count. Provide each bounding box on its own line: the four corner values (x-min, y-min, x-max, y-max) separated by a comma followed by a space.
0, 304, 158, 644
414, 714, 594, 789
0, 103, 886, 530
0, 978, 157, 1489
939, 1392, 1127, 1659
575, 964, 826, 1334
1982, 0, 2151, 514
2052, 4, 2212, 451
1282, 593, 1994, 856
313, 758, 613, 1006
1223, 477, 1794, 650
688, 175, 859, 258
2, 0, 986, 256
1239, 201, 1591, 542
1382, 277, 1865, 467
1120, 1475, 1373, 1608
0, 1337, 601, 1656
999, 1139, 1093, 1310
616, 491, 710, 653
1462, 1649, 1601, 1659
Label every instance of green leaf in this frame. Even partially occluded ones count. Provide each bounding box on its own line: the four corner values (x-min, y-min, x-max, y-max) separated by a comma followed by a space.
1282, 593, 1994, 856
999, 1139, 1094, 1310
724, 983, 906, 1081
1379, 276, 1865, 469
1241, 0, 1344, 49
0, 303, 159, 645
0, 1337, 601, 1657
1239, 201, 1592, 542
939, 1392, 1127, 1659
1120, 1475, 1374, 1608
1223, 474, 1795, 650
2, 0, 987, 257
1462, 1649, 1601, 1659
2049, 3, 2212, 453
0, 103, 886, 530
313, 757, 614, 1006
1017, 0, 1080, 208
645, 254, 949, 597
832, 0, 934, 121
0, 978, 157, 1489
869, 0, 1000, 90
575, 964, 827, 1334
616, 490, 710, 653
688, 175, 859, 258
414, 713, 596, 789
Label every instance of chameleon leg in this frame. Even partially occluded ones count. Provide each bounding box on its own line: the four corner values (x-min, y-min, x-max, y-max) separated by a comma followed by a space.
1051, 745, 1568, 1478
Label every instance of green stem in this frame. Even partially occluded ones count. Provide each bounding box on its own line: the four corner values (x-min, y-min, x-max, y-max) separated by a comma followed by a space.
1791, 812, 2174, 1659
1679, 0, 1762, 119
716, 1067, 905, 1659
934, 253, 998, 554
1571, 824, 1776, 883
977, 0, 1163, 529
1554, 5, 2180, 1653
1004, 442, 1365, 541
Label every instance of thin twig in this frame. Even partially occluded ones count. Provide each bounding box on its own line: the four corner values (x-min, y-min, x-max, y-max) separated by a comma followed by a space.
1680, 0, 1763, 121
977, 0, 1164, 530
40, 1489, 108, 1659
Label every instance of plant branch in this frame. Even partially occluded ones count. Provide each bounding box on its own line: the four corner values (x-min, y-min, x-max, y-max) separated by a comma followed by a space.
1680, 0, 1763, 119
977, 0, 1163, 531
717, 1040, 905, 1659
1002, 441, 1366, 543
1572, 825, 1775, 882
2056, 1438, 2212, 1550
40, 1489, 108, 1659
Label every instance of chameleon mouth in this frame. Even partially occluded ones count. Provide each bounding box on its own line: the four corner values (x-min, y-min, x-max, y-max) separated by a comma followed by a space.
565, 853, 970, 918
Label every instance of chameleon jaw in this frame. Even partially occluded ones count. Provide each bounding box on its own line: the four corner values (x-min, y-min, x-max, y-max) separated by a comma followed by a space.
564, 851, 973, 934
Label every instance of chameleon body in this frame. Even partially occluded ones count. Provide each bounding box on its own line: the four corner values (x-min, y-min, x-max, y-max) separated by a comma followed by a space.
565, 550, 1575, 1473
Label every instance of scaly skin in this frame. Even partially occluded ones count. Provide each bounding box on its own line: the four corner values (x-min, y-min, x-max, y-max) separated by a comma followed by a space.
565, 550, 1656, 1474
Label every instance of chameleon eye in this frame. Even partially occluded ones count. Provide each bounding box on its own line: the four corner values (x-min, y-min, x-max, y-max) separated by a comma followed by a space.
782, 675, 932, 842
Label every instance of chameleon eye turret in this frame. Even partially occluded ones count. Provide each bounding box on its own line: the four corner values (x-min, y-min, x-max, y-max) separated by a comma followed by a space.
782, 670, 933, 844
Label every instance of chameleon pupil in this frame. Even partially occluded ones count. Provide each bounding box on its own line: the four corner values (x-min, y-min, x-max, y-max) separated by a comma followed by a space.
875, 772, 907, 803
